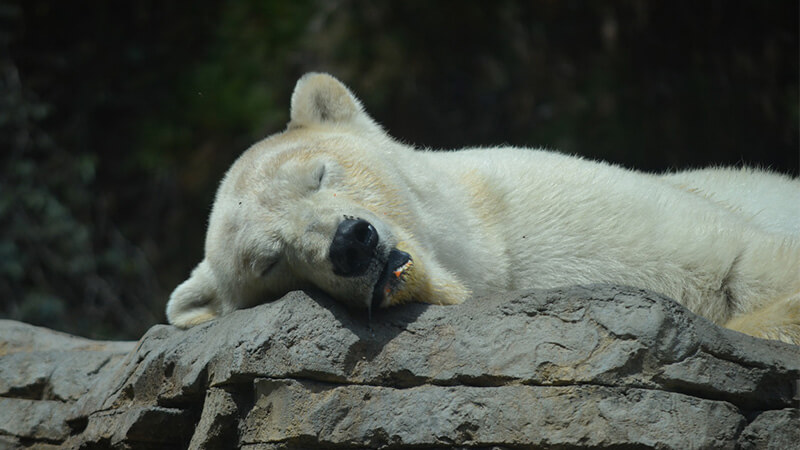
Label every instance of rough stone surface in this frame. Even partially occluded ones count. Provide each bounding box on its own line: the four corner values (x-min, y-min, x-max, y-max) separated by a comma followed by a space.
1, 286, 798, 449
0, 320, 135, 449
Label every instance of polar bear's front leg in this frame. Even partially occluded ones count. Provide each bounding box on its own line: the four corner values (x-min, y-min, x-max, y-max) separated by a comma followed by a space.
166, 261, 222, 328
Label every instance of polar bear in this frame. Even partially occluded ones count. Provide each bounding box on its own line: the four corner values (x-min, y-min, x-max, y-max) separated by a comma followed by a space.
167, 73, 800, 345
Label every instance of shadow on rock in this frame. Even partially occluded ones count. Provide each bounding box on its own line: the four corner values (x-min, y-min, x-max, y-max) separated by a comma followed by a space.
301, 288, 430, 371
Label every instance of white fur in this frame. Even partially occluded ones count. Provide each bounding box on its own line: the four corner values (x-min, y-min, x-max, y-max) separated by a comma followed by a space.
167, 73, 800, 344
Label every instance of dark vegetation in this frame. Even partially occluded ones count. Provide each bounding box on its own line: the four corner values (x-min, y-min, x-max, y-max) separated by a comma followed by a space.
1, 1, 797, 339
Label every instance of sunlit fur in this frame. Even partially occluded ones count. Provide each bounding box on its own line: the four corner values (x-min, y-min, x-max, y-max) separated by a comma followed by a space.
167, 73, 800, 345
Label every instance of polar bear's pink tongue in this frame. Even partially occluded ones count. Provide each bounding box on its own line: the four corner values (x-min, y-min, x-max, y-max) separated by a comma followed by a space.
371, 249, 413, 310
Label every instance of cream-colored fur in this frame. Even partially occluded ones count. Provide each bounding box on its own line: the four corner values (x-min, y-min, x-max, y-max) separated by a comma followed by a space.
167, 73, 800, 345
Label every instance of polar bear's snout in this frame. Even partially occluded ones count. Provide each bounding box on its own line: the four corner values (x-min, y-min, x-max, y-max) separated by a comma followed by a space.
327, 216, 418, 310
329, 218, 379, 277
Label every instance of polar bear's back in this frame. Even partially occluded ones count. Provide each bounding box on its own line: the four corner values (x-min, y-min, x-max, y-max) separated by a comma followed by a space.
661, 167, 800, 237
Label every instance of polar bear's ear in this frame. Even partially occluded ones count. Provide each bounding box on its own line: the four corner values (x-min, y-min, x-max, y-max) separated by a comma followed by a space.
166, 261, 221, 328
288, 72, 381, 132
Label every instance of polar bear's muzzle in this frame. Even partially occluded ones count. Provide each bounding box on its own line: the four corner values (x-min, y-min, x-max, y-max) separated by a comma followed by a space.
328, 217, 414, 309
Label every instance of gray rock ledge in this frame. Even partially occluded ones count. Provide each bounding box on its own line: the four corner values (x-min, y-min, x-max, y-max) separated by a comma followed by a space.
0, 285, 798, 449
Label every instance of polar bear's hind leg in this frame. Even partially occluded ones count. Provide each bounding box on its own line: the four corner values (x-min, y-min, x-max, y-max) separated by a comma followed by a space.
724, 291, 800, 345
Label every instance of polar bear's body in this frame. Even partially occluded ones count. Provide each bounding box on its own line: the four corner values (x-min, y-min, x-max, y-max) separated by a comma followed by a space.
167, 73, 800, 344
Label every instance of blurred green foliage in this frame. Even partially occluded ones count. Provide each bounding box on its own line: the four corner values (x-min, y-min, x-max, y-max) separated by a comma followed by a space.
1, 0, 797, 339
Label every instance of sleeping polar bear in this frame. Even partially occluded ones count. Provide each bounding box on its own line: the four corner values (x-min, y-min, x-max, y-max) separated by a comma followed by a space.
167, 73, 800, 345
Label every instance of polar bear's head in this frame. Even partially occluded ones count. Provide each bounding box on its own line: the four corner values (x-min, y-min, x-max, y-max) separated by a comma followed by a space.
167, 73, 468, 328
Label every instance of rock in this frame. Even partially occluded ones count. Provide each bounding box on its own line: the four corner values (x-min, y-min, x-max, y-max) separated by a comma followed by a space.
738, 409, 800, 450
0, 286, 798, 449
0, 320, 135, 449
241, 379, 744, 448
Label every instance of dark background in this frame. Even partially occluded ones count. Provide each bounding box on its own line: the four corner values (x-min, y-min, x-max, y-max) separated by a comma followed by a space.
2, 1, 798, 340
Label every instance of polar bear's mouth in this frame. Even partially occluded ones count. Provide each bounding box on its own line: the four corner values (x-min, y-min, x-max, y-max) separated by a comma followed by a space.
371, 248, 413, 310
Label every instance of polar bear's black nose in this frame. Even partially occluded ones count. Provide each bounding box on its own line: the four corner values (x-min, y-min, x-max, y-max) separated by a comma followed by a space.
330, 218, 379, 276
